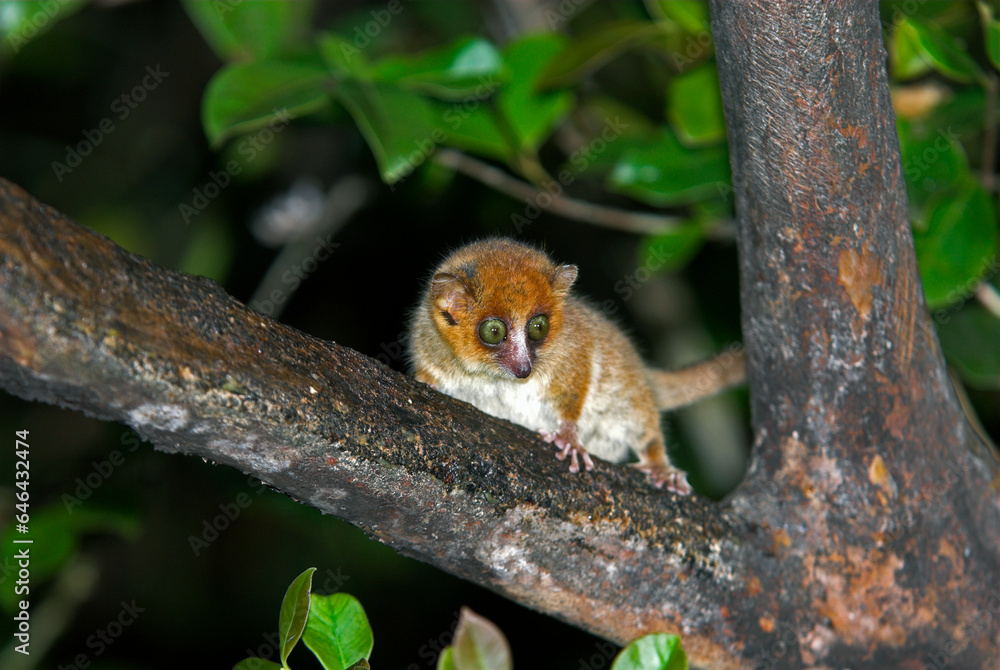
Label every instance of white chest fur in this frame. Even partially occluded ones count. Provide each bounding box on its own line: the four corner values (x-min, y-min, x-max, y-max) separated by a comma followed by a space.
431, 361, 643, 466
437, 372, 560, 434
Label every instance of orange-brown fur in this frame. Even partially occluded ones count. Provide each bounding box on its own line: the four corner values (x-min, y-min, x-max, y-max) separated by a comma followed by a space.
408, 238, 741, 494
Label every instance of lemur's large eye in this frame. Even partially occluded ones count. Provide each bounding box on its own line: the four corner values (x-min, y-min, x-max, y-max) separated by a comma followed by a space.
478, 318, 507, 345
527, 314, 550, 341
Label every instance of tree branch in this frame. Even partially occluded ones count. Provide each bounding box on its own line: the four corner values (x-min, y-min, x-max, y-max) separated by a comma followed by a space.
3, 1, 999, 666
0, 177, 747, 667
433, 148, 686, 235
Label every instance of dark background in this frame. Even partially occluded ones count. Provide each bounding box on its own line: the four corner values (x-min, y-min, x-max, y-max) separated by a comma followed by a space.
0, 3, 745, 669
3, 1, 994, 669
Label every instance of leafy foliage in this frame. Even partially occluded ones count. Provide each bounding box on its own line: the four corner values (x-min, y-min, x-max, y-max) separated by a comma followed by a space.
438, 608, 512, 670
3, 0, 995, 383
302, 592, 375, 670
433, 608, 687, 670
0, 0, 86, 56
0, 2, 997, 668
612, 633, 688, 670
235, 568, 373, 670
888, 5, 999, 316
176, 1, 999, 392
235, 580, 689, 670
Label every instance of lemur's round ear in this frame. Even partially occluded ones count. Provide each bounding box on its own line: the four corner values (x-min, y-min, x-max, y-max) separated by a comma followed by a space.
430, 272, 474, 324
551, 264, 578, 295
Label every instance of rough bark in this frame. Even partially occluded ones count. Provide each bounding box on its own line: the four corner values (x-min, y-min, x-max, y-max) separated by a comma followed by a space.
712, 0, 1000, 667
0, 177, 745, 667
1, 1, 998, 668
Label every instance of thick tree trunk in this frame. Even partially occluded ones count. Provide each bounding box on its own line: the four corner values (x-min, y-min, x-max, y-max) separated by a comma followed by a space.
711, 0, 1000, 666
1, 1, 998, 668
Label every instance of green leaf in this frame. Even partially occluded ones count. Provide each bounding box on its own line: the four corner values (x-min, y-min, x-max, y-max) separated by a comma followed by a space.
183, 0, 313, 62
425, 97, 508, 160
279, 568, 316, 666
667, 62, 725, 146
641, 222, 707, 272
890, 15, 930, 80
922, 86, 986, 149
233, 658, 283, 670
372, 36, 506, 99
980, 2, 1000, 71
302, 593, 374, 670
500, 33, 574, 152
644, 0, 710, 34
320, 33, 506, 166
892, 17, 984, 83
437, 647, 456, 670
985, 20, 1000, 71
914, 179, 998, 309
607, 128, 730, 206
896, 118, 970, 215
202, 61, 332, 146
558, 121, 659, 180
451, 608, 512, 670
612, 633, 688, 670
319, 32, 374, 79
537, 20, 670, 89
0, 0, 85, 55
334, 80, 438, 183
937, 303, 1000, 389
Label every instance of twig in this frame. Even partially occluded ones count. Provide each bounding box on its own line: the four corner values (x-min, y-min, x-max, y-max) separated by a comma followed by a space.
977, 2, 999, 192
434, 148, 683, 235
981, 73, 998, 193
976, 281, 1000, 319
248, 176, 371, 318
